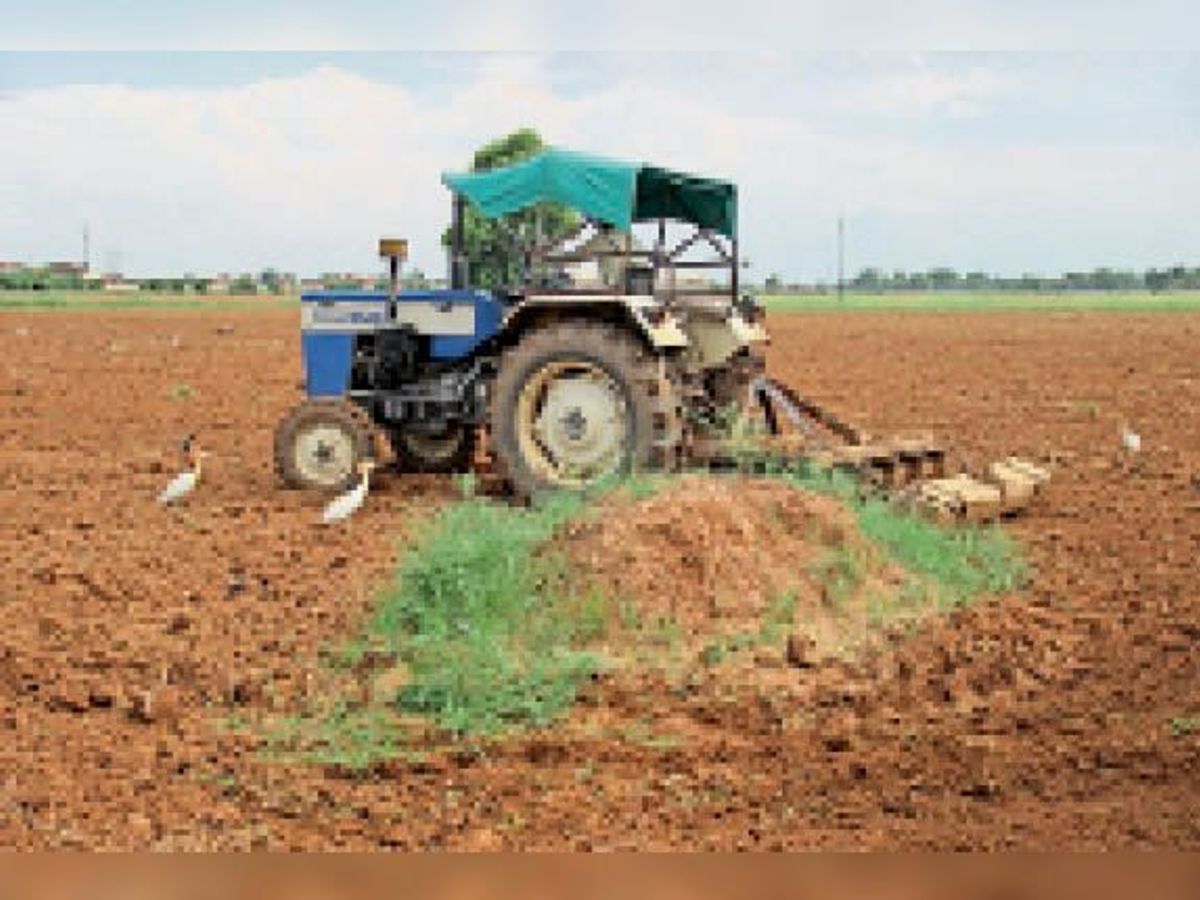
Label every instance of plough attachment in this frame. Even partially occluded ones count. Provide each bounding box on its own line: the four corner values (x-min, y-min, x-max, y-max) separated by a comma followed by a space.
695, 377, 1054, 524
902, 457, 1051, 524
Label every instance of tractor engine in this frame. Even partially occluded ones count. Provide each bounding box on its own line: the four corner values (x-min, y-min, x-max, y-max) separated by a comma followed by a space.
351, 327, 422, 392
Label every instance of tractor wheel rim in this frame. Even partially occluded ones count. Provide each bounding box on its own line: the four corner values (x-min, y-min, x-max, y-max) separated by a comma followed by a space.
516, 360, 629, 487
294, 424, 356, 487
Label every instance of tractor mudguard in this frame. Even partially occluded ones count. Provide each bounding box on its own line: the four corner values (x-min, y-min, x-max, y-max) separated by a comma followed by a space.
684, 309, 768, 370
498, 295, 689, 349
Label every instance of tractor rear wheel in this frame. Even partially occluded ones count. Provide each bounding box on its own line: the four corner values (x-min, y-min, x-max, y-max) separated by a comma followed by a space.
490, 320, 681, 499
390, 424, 474, 474
274, 398, 376, 491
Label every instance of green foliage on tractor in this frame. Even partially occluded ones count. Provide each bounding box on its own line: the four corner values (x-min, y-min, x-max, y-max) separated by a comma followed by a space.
441, 127, 580, 291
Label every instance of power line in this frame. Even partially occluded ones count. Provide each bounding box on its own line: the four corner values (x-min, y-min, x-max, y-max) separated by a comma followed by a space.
837, 212, 845, 302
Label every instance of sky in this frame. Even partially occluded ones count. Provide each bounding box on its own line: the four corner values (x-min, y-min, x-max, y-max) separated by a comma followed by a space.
2, 4, 1199, 281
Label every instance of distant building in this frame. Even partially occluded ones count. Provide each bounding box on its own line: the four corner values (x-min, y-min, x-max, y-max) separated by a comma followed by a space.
80, 271, 138, 291
45, 261, 87, 276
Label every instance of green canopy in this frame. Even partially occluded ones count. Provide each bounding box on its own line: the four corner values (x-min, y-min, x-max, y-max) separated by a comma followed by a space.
441, 148, 738, 238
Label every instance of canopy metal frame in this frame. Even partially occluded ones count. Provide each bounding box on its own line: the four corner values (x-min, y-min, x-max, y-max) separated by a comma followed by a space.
449, 196, 739, 305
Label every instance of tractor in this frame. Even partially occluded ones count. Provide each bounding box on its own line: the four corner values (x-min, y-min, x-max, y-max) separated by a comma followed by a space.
274, 148, 768, 499
274, 146, 1049, 518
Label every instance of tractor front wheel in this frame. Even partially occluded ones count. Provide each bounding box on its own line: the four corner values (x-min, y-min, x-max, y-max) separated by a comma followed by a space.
274, 398, 376, 491
490, 321, 681, 499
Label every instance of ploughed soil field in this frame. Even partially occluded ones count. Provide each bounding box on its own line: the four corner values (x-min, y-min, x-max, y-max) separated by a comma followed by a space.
0, 306, 1197, 850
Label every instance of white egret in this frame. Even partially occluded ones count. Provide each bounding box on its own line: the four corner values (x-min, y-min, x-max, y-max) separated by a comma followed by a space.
321, 460, 376, 524
158, 437, 208, 505
1120, 422, 1141, 455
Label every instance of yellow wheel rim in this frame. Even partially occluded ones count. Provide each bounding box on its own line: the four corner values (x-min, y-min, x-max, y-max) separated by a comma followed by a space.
515, 360, 630, 488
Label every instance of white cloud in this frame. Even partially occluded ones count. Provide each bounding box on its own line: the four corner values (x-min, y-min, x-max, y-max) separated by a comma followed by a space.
827, 61, 1007, 117
2, 60, 1198, 280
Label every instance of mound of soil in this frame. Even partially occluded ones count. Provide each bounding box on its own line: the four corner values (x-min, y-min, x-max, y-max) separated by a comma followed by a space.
555, 475, 908, 660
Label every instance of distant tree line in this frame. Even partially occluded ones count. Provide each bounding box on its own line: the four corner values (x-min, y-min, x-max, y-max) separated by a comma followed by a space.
0, 265, 436, 293
0, 268, 285, 294
0, 268, 101, 291
761, 265, 1200, 294
8, 258, 1199, 296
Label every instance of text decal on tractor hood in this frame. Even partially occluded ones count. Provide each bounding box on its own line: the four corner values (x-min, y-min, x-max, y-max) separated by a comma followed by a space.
302, 300, 393, 332
310, 306, 386, 325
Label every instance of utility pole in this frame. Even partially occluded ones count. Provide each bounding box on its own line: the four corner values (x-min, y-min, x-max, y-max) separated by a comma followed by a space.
836, 212, 845, 303
82, 222, 90, 273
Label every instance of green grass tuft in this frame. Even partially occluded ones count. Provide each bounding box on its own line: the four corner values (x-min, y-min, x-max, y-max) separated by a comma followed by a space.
854, 496, 1029, 608
779, 460, 1028, 609
1168, 716, 1200, 737
269, 475, 678, 762
365, 490, 604, 737
267, 704, 406, 772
